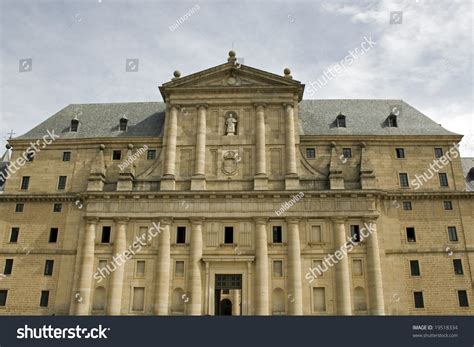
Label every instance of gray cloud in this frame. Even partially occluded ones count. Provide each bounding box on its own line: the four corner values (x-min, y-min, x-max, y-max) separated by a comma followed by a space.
1, 0, 472, 155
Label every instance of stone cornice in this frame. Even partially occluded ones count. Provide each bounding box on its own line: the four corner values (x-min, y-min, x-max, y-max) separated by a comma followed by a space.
0, 190, 472, 202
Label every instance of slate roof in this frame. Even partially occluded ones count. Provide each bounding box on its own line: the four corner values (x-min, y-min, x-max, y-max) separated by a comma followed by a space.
16, 99, 458, 140
17, 102, 166, 140
461, 158, 474, 192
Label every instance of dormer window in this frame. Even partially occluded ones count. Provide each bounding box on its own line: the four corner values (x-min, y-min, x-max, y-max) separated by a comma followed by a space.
336, 114, 346, 128
119, 116, 128, 131
387, 114, 398, 127
70, 118, 79, 132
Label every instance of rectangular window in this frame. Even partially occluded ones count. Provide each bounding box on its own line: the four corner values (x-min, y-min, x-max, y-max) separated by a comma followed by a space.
175, 261, 184, 277
57, 176, 67, 190
176, 226, 186, 244
224, 226, 234, 244
434, 148, 444, 158
53, 203, 62, 212
15, 203, 24, 213
410, 260, 420, 276
20, 176, 30, 190
342, 148, 352, 158
147, 150, 156, 160
453, 259, 464, 275
448, 227, 458, 242
458, 290, 469, 307
353, 259, 363, 276
49, 228, 58, 243
44, 260, 54, 276
395, 148, 405, 158
306, 148, 316, 159
439, 173, 449, 187
132, 287, 145, 311
350, 225, 360, 243
10, 228, 19, 243
272, 226, 282, 243
273, 260, 283, 277
406, 227, 416, 242
101, 226, 111, 243
443, 201, 453, 210
0, 290, 7, 306
310, 225, 322, 243
62, 152, 71, 162
40, 291, 49, 307
399, 173, 409, 188
4, 259, 13, 275
414, 292, 424, 308
402, 201, 412, 211
136, 261, 145, 277
312, 287, 326, 312
112, 150, 122, 160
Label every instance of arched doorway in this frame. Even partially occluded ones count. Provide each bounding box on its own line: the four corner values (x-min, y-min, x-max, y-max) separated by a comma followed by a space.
220, 299, 232, 315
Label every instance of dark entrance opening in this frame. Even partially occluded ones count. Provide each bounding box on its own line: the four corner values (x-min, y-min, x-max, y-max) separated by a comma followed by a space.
220, 299, 232, 315
214, 274, 242, 316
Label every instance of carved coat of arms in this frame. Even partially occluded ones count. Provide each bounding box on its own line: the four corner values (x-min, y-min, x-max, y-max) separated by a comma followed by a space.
222, 151, 240, 176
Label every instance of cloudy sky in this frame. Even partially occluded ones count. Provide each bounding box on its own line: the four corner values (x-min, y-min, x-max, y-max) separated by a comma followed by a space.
1, 0, 472, 155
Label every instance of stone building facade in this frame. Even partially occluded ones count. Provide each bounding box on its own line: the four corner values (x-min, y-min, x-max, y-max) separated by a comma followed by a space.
0, 51, 473, 316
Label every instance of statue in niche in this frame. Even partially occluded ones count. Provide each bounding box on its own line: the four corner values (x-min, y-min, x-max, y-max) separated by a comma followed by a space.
225, 112, 238, 135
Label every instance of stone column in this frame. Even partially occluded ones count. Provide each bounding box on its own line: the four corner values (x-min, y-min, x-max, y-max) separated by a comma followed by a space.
284, 104, 297, 175
365, 220, 385, 315
187, 219, 203, 315
154, 220, 171, 315
254, 218, 269, 315
161, 105, 179, 190
74, 218, 97, 315
232, 289, 241, 316
333, 219, 352, 315
287, 219, 303, 315
191, 105, 207, 190
106, 219, 128, 315
253, 104, 268, 191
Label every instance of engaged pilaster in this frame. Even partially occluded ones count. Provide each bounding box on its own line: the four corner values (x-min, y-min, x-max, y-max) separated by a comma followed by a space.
365, 219, 385, 315
283, 104, 299, 190
161, 105, 179, 190
74, 218, 98, 315
191, 105, 207, 190
187, 218, 204, 315
154, 219, 172, 315
254, 104, 268, 190
287, 219, 303, 315
333, 219, 352, 315
254, 218, 269, 315
106, 218, 128, 315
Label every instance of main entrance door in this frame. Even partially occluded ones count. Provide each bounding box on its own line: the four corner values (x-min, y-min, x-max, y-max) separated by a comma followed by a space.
214, 274, 242, 316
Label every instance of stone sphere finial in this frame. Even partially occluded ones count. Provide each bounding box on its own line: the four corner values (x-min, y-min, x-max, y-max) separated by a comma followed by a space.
173, 70, 181, 79
99, 144, 106, 151
228, 50, 237, 63
6, 144, 11, 150
284, 68, 292, 78
127, 143, 134, 150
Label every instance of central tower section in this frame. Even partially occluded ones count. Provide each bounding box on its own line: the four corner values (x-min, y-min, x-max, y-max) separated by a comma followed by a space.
158, 51, 305, 191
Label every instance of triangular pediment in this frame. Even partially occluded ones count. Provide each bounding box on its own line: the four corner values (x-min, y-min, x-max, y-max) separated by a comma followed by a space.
162, 62, 302, 89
